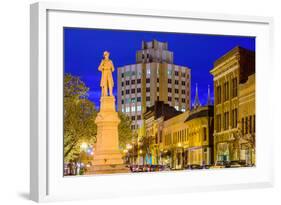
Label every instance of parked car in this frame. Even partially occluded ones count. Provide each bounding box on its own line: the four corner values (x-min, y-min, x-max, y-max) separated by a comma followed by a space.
225, 160, 246, 168
186, 164, 203, 170
202, 164, 211, 169
210, 161, 227, 169
130, 164, 168, 172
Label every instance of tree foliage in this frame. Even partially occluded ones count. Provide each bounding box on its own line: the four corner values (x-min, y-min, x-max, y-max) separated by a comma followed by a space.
64, 74, 135, 161
64, 74, 97, 162
118, 112, 135, 150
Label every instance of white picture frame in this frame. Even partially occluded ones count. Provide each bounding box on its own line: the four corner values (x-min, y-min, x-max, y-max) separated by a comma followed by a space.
30, 2, 274, 202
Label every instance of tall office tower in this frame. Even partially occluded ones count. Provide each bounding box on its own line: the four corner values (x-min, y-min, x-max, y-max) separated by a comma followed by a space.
118, 40, 191, 130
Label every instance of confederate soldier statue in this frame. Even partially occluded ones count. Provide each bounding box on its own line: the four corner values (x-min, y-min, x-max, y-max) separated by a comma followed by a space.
98, 51, 114, 96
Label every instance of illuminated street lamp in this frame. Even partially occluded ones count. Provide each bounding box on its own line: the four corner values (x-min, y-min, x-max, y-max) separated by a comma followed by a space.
80, 142, 88, 151
77, 142, 88, 175
123, 149, 129, 164
126, 144, 132, 150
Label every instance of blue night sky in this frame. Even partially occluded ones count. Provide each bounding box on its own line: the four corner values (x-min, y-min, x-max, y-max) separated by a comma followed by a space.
64, 28, 255, 110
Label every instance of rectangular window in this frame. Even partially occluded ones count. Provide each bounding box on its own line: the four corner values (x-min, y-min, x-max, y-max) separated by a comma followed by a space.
181, 90, 185, 94
137, 106, 141, 112
182, 98, 185, 103
175, 89, 179, 94
131, 89, 135, 94
232, 108, 238, 128
180, 132, 183, 142
182, 81, 185, 86
253, 115, 255, 133
249, 116, 252, 133
168, 69, 172, 76
126, 90, 129, 94
245, 117, 248, 134
137, 97, 141, 102
224, 82, 229, 101
168, 79, 172, 84
146, 78, 150, 83
125, 98, 131, 104
146, 96, 150, 101
126, 80, 130, 85
131, 106, 136, 112
224, 113, 226, 130
168, 88, 172, 92
175, 71, 179, 76
155, 135, 158, 144
131, 79, 135, 84
226, 82, 229, 100
146, 68, 150, 75
203, 127, 207, 141
224, 112, 229, 130
121, 82, 124, 86
168, 97, 172, 101
235, 109, 238, 128
132, 116, 135, 120
137, 115, 141, 120
125, 107, 130, 113
216, 85, 221, 104
242, 118, 244, 135
175, 80, 179, 85
137, 79, 141, 84
137, 88, 141, 93
146, 87, 150, 92
232, 78, 238, 97
121, 73, 124, 78
227, 112, 229, 129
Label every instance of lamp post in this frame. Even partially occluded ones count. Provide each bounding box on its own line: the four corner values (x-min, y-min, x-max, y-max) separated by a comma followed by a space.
79, 142, 88, 175
123, 149, 128, 164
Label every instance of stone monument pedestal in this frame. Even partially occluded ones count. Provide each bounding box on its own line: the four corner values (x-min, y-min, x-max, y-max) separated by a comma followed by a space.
87, 96, 129, 174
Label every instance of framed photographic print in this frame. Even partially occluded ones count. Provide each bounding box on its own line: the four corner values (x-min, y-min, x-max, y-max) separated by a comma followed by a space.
30, 2, 274, 202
